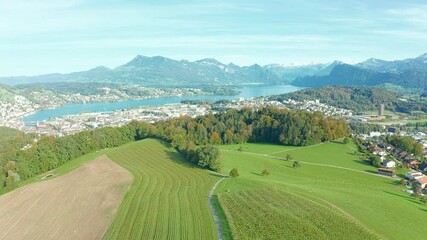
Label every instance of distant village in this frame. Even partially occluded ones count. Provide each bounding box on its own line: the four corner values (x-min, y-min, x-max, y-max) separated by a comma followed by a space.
0, 87, 212, 130
2, 96, 353, 136
357, 129, 427, 196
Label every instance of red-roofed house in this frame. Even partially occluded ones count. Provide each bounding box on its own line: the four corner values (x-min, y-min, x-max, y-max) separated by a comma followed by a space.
415, 176, 427, 189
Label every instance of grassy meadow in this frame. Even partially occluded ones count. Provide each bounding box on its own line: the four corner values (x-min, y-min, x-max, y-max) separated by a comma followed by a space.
3, 137, 426, 239
215, 141, 427, 240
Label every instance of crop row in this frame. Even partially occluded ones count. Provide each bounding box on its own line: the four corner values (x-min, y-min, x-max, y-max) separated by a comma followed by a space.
103, 139, 219, 240
218, 188, 376, 240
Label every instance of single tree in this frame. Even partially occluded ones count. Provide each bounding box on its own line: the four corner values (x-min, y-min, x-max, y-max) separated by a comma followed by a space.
229, 168, 239, 178
413, 143, 423, 157
369, 155, 382, 167
262, 168, 270, 176
285, 154, 293, 161
238, 146, 243, 152
293, 161, 300, 168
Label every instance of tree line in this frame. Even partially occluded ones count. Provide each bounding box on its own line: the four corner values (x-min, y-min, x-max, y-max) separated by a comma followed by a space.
385, 134, 424, 157
1, 106, 349, 190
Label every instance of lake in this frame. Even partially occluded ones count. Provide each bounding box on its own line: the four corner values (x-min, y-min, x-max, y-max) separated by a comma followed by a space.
22, 85, 303, 122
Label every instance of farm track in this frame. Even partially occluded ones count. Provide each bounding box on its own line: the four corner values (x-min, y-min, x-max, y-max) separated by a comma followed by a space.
103, 139, 219, 240
208, 176, 228, 240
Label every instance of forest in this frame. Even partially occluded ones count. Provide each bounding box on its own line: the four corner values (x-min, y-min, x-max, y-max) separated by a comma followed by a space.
271, 86, 427, 114
0, 107, 348, 190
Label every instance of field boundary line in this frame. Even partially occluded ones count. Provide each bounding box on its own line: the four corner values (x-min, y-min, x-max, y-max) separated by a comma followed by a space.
267, 142, 325, 155
228, 150, 396, 179
277, 188, 387, 240
208, 176, 228, 240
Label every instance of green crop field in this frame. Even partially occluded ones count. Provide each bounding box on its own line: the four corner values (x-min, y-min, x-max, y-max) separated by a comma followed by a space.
2, 139, 221, 239
103, 139, 220, 240
3, 137, 426, 239
216, 141, 427, 240
219, 188, 376, 240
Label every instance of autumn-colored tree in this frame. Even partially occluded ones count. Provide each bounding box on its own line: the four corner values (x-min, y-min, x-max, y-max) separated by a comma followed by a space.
209, 131, 222, 145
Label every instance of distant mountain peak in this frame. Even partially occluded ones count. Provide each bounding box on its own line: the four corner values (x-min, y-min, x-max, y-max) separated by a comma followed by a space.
362, 58, 384, 63
88, 66, 110, 72
416, 53, 427, 59
195, 58, 224, 66
120, 55, 172, 68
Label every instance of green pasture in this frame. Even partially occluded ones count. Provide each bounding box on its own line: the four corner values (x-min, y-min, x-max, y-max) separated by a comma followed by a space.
216, 141, 427, 240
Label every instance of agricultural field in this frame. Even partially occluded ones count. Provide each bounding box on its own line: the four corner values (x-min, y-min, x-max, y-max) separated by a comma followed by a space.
2, 137, 426, 239
0, 139, 221, 239
219, 189, 376, 240
216, 141, 427, 240
103, 139, 220, 240
0, 156, 132, 240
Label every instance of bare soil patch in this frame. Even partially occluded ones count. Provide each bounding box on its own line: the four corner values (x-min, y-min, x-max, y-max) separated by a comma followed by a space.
0, 155, 132, 240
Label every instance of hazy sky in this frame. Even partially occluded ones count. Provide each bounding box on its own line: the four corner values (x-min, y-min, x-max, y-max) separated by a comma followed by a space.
1, 0, 427, 76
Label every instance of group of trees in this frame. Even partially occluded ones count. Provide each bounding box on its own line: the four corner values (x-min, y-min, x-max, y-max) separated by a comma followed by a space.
0, 122, 154, 189
1, 106, 349, 190
386, 135, 424, 157
155, 106, 348, 147
152, 107, 348, 170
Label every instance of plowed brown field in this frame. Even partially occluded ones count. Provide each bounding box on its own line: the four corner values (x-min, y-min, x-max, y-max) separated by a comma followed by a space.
0, 155, 132, 240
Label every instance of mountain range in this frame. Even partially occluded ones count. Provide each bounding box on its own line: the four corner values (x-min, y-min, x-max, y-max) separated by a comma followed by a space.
293, 54, 427, 90
1, 54, 427, 90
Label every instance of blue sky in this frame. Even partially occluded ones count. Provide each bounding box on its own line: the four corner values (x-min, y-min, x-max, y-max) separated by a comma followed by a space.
0, 0, 427, 76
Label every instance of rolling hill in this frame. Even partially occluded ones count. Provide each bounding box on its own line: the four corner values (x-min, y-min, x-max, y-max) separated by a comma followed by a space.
0, 138, 223, 239
1, 136, 426, 239
216, 141, 427, 239
269, 86, 427, 113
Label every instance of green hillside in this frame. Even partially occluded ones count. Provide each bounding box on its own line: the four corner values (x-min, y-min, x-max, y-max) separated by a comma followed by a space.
2, 136, 426, 239
216, 141, 427, 240
104, 139, 220, 240
3, 139, 221, 239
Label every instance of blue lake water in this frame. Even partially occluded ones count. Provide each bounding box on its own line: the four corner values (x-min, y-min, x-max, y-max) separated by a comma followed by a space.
22, 85, 303, 122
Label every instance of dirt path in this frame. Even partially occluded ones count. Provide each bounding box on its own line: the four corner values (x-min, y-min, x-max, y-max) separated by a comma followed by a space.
208, 172, 229, 240
0, 155, 133, 240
